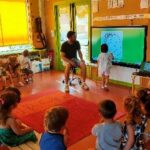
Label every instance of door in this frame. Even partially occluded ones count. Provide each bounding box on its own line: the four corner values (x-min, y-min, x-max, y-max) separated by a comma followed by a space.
54, 2, 90, 70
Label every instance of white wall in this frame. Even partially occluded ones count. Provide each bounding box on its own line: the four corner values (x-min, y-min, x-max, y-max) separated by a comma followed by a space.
110, 65, 140, 84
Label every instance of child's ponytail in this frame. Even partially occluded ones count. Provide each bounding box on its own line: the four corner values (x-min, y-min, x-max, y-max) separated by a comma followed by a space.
124, 96, 142, 125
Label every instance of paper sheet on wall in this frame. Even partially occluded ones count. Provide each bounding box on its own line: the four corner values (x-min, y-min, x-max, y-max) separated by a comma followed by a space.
118, 0, 124, 7
140, 0, 149, 8
108, 0, 124, 8
92, 0, 99, 13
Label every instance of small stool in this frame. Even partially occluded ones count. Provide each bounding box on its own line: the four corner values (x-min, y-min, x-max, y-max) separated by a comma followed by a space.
62, 67, 82, 86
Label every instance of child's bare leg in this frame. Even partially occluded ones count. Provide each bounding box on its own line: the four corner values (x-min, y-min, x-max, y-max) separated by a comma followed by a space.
2, 76, 7, 89
16, 70, 24, 86
9, 75, 14, 86
17, 71, 21, 82
104, 75, 109, 87
101, 74, 105, 89
7, 72, 14, 86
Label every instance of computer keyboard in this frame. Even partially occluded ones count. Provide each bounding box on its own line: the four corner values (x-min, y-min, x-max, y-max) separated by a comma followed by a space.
132, 71, 150, 77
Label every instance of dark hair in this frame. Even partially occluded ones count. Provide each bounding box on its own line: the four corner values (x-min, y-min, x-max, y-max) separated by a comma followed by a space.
67, 31, 76, 38
137, 88, 150, 104
5, 87, 21, 103
0, 91, 18, 124
144, 100, 150, 118
23, 50, 29, 57
101, 44, 108, 53
44, 107, 69, 132
99, 100, 117, 119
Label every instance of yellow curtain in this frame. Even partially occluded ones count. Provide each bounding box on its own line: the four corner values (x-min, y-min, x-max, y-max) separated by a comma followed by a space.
0, 0, 29, 46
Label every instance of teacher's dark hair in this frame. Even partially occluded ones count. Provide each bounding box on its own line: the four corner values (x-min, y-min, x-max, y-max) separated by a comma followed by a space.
67, 31, 76, 38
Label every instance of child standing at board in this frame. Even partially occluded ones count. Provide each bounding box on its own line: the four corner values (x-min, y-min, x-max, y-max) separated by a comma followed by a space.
98, 44, 114, 89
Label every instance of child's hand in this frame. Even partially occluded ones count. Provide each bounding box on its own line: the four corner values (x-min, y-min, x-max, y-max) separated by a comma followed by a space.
16, 119, 25, 129
63, 127, 69, 136
16, 119, 22, 125
26, 127, 33, 132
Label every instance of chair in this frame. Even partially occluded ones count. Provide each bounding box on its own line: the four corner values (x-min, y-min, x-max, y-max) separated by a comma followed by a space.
62, 66, 82, 86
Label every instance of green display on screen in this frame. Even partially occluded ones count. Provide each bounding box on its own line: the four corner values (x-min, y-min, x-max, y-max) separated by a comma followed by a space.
91, 27, 146, 67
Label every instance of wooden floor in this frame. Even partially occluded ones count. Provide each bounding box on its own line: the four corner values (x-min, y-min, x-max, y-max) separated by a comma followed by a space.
0, 71, 131, 150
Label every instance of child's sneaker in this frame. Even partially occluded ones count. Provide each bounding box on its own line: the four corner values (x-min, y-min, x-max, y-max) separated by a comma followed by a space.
18, 82, 24, 87
25, 79, 29, 84
104, 85, 108, 88
1, 86, 6, 91
104, 85, 109, 91
101, 86, 105, 89
81, 82, 89, 91
10, 84, 14, 87
65, 84, 69, 93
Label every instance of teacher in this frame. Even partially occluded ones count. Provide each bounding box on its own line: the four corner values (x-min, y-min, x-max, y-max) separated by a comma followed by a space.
61, 31, 89, 93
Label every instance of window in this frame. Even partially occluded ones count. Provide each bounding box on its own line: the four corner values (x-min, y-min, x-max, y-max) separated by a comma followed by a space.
76, 5, 89, 62
0, 0, 29, 46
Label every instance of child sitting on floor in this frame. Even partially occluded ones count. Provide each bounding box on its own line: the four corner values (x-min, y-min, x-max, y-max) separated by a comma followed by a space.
40, 107, 69, 150
98, 44, 114, 90
0, 60, 14, 90
92, 100, 122, 150
0, 91, 37, 146
7, 56, 24, 87
18, 50, 33, 83
121, 96, 147, 150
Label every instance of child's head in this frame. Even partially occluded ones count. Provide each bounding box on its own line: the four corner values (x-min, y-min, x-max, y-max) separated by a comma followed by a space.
98, 100, 117, 119
0, 91, 18, 124
44, 107, 69, 132
8, 56, 17, 62
5, 87, 21, 103
23, 50, 29, 57
101, 44, 108, 53
124, 96, 142, 124
137, 88, 150, 105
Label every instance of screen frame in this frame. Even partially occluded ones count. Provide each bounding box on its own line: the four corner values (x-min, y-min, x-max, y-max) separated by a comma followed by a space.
90, 26, 148, 68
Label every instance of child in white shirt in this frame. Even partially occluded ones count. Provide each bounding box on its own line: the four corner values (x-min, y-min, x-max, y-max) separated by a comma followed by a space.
98, 44, 114, 89
18, 50, 33, 83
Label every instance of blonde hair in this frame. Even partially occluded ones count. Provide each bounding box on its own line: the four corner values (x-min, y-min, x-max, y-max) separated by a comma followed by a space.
124, 96, 142, 125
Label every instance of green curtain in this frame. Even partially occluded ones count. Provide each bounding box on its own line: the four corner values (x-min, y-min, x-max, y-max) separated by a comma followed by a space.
70, 3, 76, 32
54, 5, 62, 70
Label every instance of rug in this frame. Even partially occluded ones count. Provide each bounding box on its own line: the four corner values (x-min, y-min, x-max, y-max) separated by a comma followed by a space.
13, 89, 125, 146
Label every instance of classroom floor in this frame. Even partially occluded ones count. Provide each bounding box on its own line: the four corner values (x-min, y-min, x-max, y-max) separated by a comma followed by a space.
20, 71, 130, 150
0, 71, 131, 150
